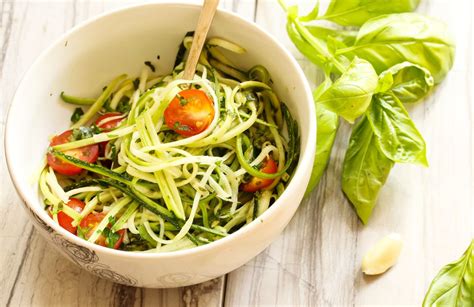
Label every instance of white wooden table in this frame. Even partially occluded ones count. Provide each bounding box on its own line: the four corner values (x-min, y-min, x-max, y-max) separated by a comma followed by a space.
1, 0, 472, 306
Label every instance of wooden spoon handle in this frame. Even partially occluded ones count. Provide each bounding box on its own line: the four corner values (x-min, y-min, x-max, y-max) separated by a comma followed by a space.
182, 0, 220, 80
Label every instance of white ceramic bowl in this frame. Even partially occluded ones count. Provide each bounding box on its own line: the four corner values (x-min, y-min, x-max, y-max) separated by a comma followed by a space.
5, 2, 315, 288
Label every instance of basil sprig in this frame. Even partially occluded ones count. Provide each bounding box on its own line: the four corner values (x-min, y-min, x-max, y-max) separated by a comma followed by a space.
279, 0, 455, 223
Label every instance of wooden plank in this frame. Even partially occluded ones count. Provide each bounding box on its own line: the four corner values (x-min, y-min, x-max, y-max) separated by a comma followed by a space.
224, 0, 474, 306
1, 2, 60, 305
4, 0, 471, 306
0, 1, 252, 306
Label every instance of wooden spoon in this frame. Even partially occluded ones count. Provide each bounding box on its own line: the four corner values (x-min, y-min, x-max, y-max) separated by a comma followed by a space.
182, 0, 220, 80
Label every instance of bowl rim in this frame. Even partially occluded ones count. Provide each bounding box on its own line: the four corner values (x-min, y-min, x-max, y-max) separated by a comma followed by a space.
5, 1, 316, 260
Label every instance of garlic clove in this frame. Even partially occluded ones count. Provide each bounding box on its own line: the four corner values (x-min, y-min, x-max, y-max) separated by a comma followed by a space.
362, 233, 403, 275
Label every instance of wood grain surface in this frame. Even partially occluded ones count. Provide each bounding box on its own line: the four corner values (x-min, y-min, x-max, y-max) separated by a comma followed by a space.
0, 0, 472, 306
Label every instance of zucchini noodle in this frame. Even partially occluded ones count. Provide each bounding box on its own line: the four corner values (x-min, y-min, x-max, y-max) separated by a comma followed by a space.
39, 35, 300, 252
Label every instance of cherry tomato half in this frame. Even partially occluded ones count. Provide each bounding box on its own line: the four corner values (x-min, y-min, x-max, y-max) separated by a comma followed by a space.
95, 112, 125, 132
95, 112, 125, 155
241, 158, 278, 193
79, 213, 125, 249
46, 130, 99, 176
164, 89, 214, 136
57, 198, 85, 234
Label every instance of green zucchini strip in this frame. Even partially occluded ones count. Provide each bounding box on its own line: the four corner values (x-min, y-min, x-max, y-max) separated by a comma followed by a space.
60, 91, 96, 105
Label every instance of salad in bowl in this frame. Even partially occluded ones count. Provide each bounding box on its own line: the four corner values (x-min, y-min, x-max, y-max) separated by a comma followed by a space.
5, 2, 314, 287
39, 35, 300, 252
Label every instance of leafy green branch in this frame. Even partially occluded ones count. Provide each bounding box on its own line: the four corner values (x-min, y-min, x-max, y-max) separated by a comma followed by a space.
279, 0, 455, 223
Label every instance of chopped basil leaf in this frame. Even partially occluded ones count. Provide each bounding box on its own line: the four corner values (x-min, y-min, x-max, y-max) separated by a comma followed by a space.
108, 216, 116, 225
144, 61, 156, 72
102, 227, 120, 248
133, 78, 140, 90
117, 98, 131, 113
173, 121, 191, 131
102, 98, 113, 112
72, 125, 101, 140
90, 124, 102, 134
70, 107, 84, 123
178, 94, 188, 106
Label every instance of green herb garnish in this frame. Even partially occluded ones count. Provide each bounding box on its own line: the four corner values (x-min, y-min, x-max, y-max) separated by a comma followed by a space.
132, 78, 140, 90
70, 107, 84, 123
177, 94, 188, 106
117, 98, 131, 113
173, 121, 191, 131
144, 61, 156, 72
72, 126, 93, 140
102, 227, 121, 248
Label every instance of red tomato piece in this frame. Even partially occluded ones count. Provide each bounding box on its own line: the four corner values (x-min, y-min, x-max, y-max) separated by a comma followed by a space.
79, 212, 105, 236
95, 112, 125, 156
95, 112, 125, 132
79, 213, 125, 249
46, 130, 99, 176
56, 198, 85, 234
241, 158, 278, 193
164, 89, 215, 136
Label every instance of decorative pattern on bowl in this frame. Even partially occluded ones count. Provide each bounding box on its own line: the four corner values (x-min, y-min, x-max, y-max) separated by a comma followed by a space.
24, 201, 137, 286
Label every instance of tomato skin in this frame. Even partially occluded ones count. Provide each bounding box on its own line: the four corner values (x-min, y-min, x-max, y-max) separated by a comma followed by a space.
164, 89, 214, 136
95, 112, 124, 156
79, 213, 125, 249
46, 130, 99, 175
95, 112, 124, 132
241, 158, 278, 193
80, 212, 105, 231
56, 198, 85, 234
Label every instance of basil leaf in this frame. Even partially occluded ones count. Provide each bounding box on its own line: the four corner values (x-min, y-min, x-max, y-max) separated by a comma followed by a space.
306, 77, 339, 195
318, 0, 420, 26
378, 62, 435, 103
286, 21, 351, 73
307, 104, 339, 195
337, 13, 455, 83
305, 26, 357, 48
313, 72, 334, 104
423, 240, 474, 307
317, 57, 378, 123
305, 26, 357, 56
286, 21, 328, 70
299, 0, 320, 22
285, 19, 349, 75
342, 116, 394, 224
367, 93, 428, 166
